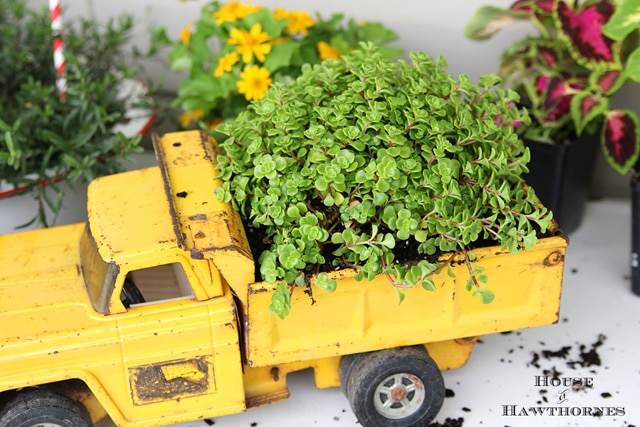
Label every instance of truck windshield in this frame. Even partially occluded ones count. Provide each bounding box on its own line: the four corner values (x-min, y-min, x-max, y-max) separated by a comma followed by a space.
80, 224, 120, 313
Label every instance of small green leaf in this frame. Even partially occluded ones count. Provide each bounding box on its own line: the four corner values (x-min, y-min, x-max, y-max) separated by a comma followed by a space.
269, 282, 291, 319
473, 288, 495, 304
625, 48, 640, 83
315, 272, 337, 293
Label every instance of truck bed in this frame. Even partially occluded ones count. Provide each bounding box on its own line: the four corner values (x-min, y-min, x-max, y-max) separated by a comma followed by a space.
150, 130, 567, 373
244, 231, 566, 368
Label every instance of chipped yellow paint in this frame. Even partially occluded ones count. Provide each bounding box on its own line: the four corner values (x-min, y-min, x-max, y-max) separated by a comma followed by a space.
129, 357, 215, 405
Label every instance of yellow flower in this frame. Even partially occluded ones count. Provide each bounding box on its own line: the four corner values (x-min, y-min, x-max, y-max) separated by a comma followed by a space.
178, 109, 204, 128
317, 41, 341, 60
180, 23, 192, 44
237, 65, 272, 101
214, 52, 239, 76
214, 2, 261, 25
228, 23, 272, 63
285, 10, 314, 36
273, 6, 290, 21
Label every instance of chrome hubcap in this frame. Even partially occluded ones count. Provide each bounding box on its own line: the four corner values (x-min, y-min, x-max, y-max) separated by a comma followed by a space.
373, 373, 426, 419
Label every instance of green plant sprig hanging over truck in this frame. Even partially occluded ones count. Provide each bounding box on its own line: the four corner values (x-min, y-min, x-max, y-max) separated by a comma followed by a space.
214, 44, 553, 318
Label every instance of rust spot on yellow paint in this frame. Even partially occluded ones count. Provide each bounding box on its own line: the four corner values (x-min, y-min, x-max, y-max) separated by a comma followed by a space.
129, 356, 215, 405
270, 367, 280, 381
543, 250, 564, 267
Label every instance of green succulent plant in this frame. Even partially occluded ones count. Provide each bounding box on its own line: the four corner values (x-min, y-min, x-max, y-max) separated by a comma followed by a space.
215, 43, 553, 318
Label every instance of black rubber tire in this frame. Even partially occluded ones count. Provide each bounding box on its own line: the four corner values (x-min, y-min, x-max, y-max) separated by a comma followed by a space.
0, 388, 93, 427
341, 346, 445, 427
339, 352, 362, 395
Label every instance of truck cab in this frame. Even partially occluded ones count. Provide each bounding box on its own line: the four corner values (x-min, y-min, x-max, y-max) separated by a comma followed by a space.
0, 131, 255, 426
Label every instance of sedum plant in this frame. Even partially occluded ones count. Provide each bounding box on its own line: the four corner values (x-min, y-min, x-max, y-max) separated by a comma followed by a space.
151, 1, 401, 130
215, 43, 553, 318
466, 0, 640, 174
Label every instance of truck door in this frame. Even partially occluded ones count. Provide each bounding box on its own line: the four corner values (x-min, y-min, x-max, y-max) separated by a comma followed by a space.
114, 261, 246, 424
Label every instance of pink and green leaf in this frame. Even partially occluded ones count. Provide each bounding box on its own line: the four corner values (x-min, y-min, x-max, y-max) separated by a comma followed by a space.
465, 5, 529, 40
511, 0, 555, 14
570, 92, 606, 134
555, 0, 622, 70
539, 45, 559, 67
541, 75, 582, 123
589, 70, 625, 94
602, 110, 640, 174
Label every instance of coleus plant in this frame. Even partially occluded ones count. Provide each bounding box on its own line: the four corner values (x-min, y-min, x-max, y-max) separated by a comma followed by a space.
466, 0, 640, 174
214, 43, 552, 318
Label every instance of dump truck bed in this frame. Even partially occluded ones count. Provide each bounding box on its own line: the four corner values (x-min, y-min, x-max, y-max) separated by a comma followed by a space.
245, 231, 566, 368
151, 130, 567, 372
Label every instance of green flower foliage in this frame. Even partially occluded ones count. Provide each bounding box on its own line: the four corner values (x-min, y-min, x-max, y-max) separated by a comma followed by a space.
215, 43, 552, 318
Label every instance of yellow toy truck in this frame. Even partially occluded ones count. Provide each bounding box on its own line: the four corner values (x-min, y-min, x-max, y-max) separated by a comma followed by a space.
0, 131, 566, 427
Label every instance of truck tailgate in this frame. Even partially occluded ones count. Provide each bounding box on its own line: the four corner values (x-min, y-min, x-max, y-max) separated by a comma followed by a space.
245, 232, 566, 367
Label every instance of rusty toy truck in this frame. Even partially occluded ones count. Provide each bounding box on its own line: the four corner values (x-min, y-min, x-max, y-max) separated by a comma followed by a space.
0, 130, 567, 427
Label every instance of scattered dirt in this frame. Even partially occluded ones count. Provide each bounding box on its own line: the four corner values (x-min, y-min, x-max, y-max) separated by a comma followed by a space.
529, 334, 606, 371
428, 417, 464, 427
435, 333, 611, 426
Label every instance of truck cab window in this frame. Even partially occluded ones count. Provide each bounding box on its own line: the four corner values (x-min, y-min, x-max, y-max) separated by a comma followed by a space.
121, 263, 195, 308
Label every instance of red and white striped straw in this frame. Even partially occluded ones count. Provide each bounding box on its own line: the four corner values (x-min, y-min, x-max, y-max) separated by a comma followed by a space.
49, 0, 67, 99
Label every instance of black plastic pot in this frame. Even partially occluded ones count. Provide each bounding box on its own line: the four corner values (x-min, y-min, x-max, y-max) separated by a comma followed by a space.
522, 132, 599, 234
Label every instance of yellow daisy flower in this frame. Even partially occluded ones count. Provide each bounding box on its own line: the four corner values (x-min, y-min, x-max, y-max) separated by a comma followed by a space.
214, 2, 261, 25
317, 41, 341, 60
237, 65, 273, 101
273, 6, 290, 21
285, 10, 314, 36
228, 23, 272, 63
180, 23, 192, 44
214, 52, 239, 76
178, 109, 204, 128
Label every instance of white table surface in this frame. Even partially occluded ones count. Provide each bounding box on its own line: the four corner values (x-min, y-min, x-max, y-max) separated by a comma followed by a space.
98, 199, 640, 427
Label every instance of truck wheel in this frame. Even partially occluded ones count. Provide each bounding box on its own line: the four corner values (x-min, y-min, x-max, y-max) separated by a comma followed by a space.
342, 346, 444, 427
0, 388, 93, 427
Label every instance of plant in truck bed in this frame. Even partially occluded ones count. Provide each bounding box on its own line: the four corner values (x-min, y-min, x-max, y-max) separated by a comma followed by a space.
214, 43, 553, 318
